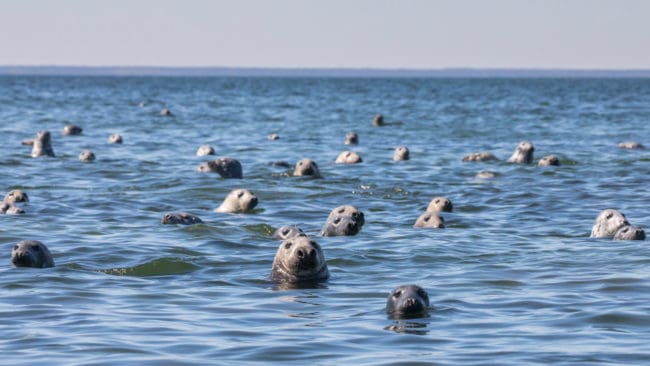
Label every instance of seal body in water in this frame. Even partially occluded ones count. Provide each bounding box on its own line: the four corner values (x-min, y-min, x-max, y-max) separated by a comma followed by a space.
335, 151, 363, 164
215, 189, 258, 213
4, 190, 29, 204
160, 108, 173, 116
427, 196, 453, 213
393, 146, 410, 161
272, 225, 306, 240
507, 141, 535, 164
414, 212, 445, 228
293, 159, 321, 178
108, 134, 123, 144
386, 284, 430, 318
161, 212, 203, 225
268, 133, 280, 140
271, 236, 329, 283
0, 202, 25, 214
462, 152, 497, 162
590, 209, 629, 238
327, 205, 365, 228
31, 130, 55, 157
538, 155, 560, 166
618, 141, 645, 149
11, 240, 54, 268
344, 132, 358, 145
62, 124, 83, 136
79, 150, 96, 162
613, 225, 646, 241
197, 157, 243, 179
321, 215, 360, 236
196, 145, 216, 157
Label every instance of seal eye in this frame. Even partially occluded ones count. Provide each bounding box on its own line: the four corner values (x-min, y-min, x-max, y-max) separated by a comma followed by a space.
32, 245, 40, 251
237, 191, 244, 198
417, 288, 426, 297
393, 290, 402, 298
338, 208, 345, 214
284, 242, 292, 250
298, 161, 303, 165
606, 213, 613, 219
334, 218, 341, 224
282, 228, 289, 235
13, 245, 18, 250
424, 216, 430, 222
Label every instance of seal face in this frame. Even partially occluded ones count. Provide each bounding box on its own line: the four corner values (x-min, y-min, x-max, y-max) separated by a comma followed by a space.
79, 149, 96, 162
293, 159, 321, 178
271, 236, 329, 283
215, 189, 258, 213
160, 108, 173, 116
327, 205, 365, 228
4, 190, 29, 204
372, 114, 384, 126
196, 145, 216, 157
538, 155, 560, 166
31, 130, 55, 158
62, 124, 83, 136
268, 133, 280, 141
613, 225, 646, 241
427, 196, 453, 213
414, 212, 445, 228
108, 134, 123, 144
507, 141, 535, 164
344, 132, 358, 145
335, 151, 363, 164
386, 285, 430, 319
161, 212, 203, 225
618, 141, 645, 149
590, 209, 629, 238
11, 240, 54, 268
197, 157, 243, 179
321, 215, 360, 236
462, 152, 497, 162
393, 146, 410, 161
272, 225, 306, 240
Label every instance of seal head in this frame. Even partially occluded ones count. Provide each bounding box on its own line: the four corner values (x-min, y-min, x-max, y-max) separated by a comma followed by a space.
31, 130, 55, 158
386, 285, 430, 319
11, 240, 54, 268
272, 225, 306, 240
293, 159, 321, 178
4, 190, 29, 204
427, 196, 453, 213
507, 141, 535, 164
327, 205, 365, 228
271, 236, 329, 283
161, 212, 203, 225
414, 212, 445, 228
613, 225, 646, 241
215, 189, 258, 213
393, 146, 410, 161
320, 215, 360, 236
590, 209, 629, 238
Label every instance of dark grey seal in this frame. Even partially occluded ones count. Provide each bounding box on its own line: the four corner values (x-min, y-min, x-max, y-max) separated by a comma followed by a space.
31, 130, 55, 158
618, 141, 645, 149
344, 132, 358, 145
161, 212, 203, 225
215, 189, 258, 213
79, 149, 96, 162
11, 240, 54, 268
272, 225, 306, 240
4, 189, 29, 204
335, 151, 363, 164
613, 225, 646, 241
507, 141, 535, 164
414, 212, 445, 229
108, 134, 123, 144
160, 108, 173, 116
293, 159, 321, 178
372, 114, 384, 126
197, 157, 243, 179
590, 209, 629, 238
462, 152, 497, 162
271, 236, 329, 283
538, 155, 560, 166
393, 146, 410, 161
427, 196, 453, 213
62, 124, 83, 136
196, 145, 215, 156
327, 205, 365, 228
386, 285, 430, 319
320, 215, 360, 237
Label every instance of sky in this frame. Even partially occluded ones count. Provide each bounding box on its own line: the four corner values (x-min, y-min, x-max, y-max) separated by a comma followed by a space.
1, 0, 649, 70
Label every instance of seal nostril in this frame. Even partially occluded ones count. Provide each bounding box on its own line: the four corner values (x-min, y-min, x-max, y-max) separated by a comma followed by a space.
297, 249, 304, 258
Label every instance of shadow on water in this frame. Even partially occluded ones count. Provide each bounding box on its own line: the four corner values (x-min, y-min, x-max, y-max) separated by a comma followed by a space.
98, 257, 199, 277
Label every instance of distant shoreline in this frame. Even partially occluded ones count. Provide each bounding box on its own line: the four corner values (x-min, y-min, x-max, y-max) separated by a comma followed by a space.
1, 66, 650, 78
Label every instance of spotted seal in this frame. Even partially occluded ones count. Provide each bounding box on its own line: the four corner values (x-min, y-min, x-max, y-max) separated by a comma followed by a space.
327, 205, 365, 228
613, 225, 646, 241
271, 236, 329, 283
31, 130, 55, 158
215, 189, 258, 213
4, 190, 29, 204
590, 209, 629, 238
427, 196, 453, 213
335, 151, 363, 164
272, 225, 306, 240
196, 145, 216, 157
62, 124, 83, 136
462, 152, 497, 162
393, 146, 410, 161
618, 141, 645, 149
78, 149, 96, 162
197, 157, 243, 179
414, 212, 445, 228
11, 240, 54, 268
507, 141, 535, 164
344, 132, 359, 145
293, 159, 321, 178
108, 134, 123, 144
161, 212, 203, 225
320, 215, 360, 236
538, 155, 560, 166
386, 284, 430, 318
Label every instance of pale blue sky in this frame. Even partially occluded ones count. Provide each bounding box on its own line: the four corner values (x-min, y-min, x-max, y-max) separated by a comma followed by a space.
1, 0, 648, 69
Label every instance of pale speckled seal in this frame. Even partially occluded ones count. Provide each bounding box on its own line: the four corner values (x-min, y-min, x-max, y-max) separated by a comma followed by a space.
272, 225, 306, 240
196, 145, 216, 157
160, 108, 173, 116
393, 146, 410, 161
215, 189, 258, 213
4, 190, 29, 204
11, 240, 54, 268
271, 236, 329, 283
618, 141, 645, 149
386, 284, 430, 319
268, 133, 280, 141
78, 149, 96, 162
462, 152, 497, 162
197, 157, 243, 179
62, 124, 83, 136
590, 209, 629, 238
327, 205, 365, 228
161, 212, 203, 225
293, 159, 321, 178
372, 114, 384, 126
345, 132, 359, 145
31, 130, 55, 158
414, 212, 445, 228
476, 170, 499, 179
507, 141, 535, 164
321, 215, 360, 236
108, 134, 123, 144
0, 202, 25, 215
427, 196, 453, 213
335, 151, 363, 164
613, 225, 646, 241
538, 155, 560, 166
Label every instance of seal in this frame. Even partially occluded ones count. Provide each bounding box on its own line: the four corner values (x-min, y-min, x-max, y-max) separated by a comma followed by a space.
62, 124, 83, 136
345, 132, 359, 145
197, 157, 243, 179
327, 205, 365, 228
268, 133, 280, 140
196, 145, 216, 157
427, 196, 453, 213
272, 225, 306, 240
507, 141, 535, 164
293, 159, 321, 178
320, 215, 360, 236
462, 152, 497, 162
372, 114, 384, 126
78, 149, 96, 162
0, 202, 25, 214
11, 240, 54, 268
4, 189, 29, 204
335, 151, 363, 164
538, 155, 560, 166
31, 130, 55, 158
613, 225, 646, 241
160, 108, 173, 116
161, 212, 203, 225
215, 189, 258, 213
590, 209, 629, 238
618, 141, 645, 149
108, 134, 123, 144
414, 212, 445, 228
393, 146, 410, 161
476, 171, 499, 179
386, 284, 430, 318
271, 236, 329, 283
